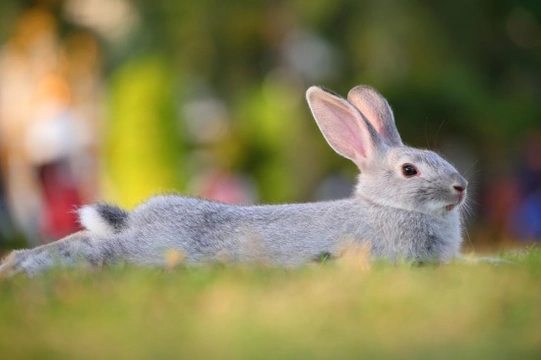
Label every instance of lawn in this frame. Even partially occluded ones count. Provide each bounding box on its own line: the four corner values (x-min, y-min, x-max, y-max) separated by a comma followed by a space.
1, 248, 540, 359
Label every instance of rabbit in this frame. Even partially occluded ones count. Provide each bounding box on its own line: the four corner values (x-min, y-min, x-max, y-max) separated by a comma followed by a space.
0, 85, 468, 277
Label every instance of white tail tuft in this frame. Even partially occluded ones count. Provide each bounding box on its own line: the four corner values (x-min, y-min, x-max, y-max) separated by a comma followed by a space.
78, 205, 114, 235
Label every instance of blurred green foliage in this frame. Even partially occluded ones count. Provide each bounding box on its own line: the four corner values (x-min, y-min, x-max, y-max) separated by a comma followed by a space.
116, 0, 541, 204
106, 55, 186, 207
0, 0, 539, 205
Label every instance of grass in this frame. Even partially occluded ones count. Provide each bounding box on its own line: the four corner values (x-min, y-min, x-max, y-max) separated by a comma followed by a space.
1, 248, 541, 359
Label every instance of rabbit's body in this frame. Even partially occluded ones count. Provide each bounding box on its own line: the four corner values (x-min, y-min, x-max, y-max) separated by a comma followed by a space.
99, 195, 461, 265
0, 85, 468, 276
2, 192, 462, 275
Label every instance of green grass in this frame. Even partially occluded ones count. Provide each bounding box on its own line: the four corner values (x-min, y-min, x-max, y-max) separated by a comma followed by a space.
1, 249, 541, 359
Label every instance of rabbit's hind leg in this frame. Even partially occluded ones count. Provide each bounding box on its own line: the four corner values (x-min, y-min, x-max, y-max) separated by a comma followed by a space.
0, 231, 120, 277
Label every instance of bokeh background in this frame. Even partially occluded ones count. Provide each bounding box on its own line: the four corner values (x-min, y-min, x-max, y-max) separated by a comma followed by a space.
0, 0, 539, 250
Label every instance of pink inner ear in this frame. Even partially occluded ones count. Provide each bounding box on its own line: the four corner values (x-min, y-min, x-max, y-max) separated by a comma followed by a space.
322, 104, 367, 160
343, 126, 367, 159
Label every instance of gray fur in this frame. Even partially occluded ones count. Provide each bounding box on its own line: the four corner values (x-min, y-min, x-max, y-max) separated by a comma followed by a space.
0, 85, 468, 276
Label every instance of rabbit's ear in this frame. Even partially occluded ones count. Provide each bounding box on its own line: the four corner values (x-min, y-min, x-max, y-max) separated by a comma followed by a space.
306, 86, 385, 169
347, 85, 403, 147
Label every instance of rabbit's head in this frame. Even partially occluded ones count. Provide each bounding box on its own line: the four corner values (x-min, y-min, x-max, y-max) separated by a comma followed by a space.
306, 85, 467, 217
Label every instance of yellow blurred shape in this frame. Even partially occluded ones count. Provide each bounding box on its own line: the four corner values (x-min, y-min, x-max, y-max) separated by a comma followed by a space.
336, 240, 372, 272
165, 249, 185, 269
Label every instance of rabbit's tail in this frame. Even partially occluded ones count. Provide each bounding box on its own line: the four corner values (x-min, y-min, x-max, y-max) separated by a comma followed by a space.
78, 203, 129, 235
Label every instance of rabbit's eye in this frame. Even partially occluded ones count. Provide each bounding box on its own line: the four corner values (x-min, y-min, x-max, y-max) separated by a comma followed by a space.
401, 164, 418, 177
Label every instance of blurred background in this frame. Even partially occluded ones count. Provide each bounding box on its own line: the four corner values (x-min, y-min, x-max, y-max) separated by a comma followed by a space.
0, 0, 539, 251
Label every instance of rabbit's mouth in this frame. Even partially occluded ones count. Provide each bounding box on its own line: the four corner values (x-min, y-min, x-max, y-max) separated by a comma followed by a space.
445, 193, 465, 212
445, 204, 457, 211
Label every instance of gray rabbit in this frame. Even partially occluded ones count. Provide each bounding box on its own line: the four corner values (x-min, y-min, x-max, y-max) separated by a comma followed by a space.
0, 85, 468, 276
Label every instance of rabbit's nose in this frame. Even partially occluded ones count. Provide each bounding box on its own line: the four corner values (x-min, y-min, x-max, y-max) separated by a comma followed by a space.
451, 175, 468, 193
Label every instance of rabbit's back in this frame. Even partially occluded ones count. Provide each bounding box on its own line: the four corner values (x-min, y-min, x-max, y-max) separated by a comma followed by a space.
124, 195, 360, 266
